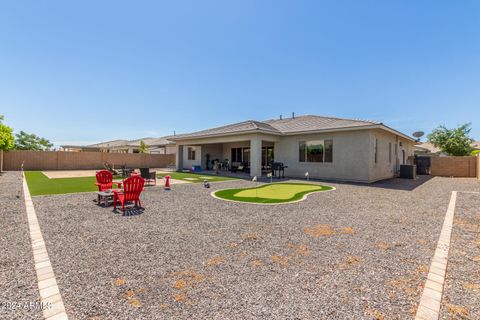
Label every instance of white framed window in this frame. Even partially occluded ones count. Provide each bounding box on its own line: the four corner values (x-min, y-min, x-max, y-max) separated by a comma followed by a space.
299, 140, 333, 163
187, 147, 196, 160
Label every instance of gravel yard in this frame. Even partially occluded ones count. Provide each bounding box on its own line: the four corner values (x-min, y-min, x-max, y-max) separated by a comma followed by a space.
0, 172, 42, 320
29, 176, 480, 319
440, 192, 480, 319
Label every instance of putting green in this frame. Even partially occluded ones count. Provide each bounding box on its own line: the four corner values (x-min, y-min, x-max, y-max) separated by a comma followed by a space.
213, 183, 334, 204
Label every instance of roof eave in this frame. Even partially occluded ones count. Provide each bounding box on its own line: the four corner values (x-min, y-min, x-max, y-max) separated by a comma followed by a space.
168, 128, 282, 141
282, 124, 415, 142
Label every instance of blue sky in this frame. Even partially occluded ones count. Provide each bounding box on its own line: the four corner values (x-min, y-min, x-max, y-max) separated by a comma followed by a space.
1, 0, 479, 146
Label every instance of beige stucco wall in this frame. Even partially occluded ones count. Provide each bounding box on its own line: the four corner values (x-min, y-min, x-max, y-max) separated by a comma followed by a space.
274, 130, 372, 182
165, 145, 177, 155
182, 146, 202, 168
201, 144, 223, 168
368, 129, 415, 182
175, 129, 414, 182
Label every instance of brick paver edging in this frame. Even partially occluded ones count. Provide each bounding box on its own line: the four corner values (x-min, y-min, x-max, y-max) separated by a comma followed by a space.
415, 191, 457, 320
23, 172, 69, 320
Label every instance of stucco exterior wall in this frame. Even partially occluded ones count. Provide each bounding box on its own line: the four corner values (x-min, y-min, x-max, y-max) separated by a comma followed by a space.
165, 145, 177, 155
174, 129, 414, 182
182, 146, 202, 169
274, 130, 372, 182
368, 129, 415, 182
201, 144, 223, 168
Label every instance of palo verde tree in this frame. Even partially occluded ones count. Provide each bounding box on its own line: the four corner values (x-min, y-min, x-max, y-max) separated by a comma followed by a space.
14, 130, 53, 151
427, 123, 474, 156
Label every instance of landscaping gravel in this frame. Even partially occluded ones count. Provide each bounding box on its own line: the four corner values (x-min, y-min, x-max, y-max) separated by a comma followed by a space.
440, 191, 480, 319
0, 172, 42, 320
32, 176, 480, 319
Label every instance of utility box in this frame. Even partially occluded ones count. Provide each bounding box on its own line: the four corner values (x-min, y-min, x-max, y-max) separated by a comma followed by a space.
400, 164, 417, 179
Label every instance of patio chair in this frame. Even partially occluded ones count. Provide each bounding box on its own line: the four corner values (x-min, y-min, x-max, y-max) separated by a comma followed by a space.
95, 170, 122, 192
113, 175, 145, 212
140, 167, 157, 186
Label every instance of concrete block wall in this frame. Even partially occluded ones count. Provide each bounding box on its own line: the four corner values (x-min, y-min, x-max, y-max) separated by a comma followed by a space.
3, 150, 175, 171
431, 156, 477, 177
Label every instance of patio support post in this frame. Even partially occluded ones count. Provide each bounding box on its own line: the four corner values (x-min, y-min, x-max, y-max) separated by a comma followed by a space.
250, 137, 262, 177
176, 145, 184, 171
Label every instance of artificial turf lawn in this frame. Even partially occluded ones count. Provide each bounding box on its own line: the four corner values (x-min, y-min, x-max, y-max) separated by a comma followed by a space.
157, 171, 237, 183
213, 183, 333, 204
25, 171, 124, 196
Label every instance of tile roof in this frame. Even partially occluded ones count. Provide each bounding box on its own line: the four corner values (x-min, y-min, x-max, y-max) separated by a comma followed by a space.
85, 136, 174, 149
413, 142, 442, 154
265, 115, 379, 133
170, 115, 381, 140
87, 139, 130, 148
127, 136, 175, 147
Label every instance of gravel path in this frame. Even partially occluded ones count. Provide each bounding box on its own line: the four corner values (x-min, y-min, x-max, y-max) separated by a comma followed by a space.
439, 191, 480, 319
32, 176, 480, 319
0, 172, 42, 320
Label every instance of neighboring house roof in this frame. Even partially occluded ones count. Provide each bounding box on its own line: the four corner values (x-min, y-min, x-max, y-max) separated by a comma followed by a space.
169, 115, 413, 141
413, 142, 442, 154
414, 141, 480, 154
128, 136, 175, 147
87, 139, 130, 148
61, 136, 175, 150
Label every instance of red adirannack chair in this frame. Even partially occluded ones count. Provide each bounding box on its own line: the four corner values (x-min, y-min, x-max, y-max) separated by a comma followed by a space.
113, 175, 145, 212
95, 170, 122, 191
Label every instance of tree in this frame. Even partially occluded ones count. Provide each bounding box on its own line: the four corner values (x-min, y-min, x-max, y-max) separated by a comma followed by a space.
0, 115, 15, 172
427, 123, 474, 156
0, 115, 15, 152
139, 140, 148, 153
14, 131, 53, 151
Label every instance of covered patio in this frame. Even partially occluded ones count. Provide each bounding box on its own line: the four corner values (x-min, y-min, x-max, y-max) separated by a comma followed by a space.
174, 134, 279, 177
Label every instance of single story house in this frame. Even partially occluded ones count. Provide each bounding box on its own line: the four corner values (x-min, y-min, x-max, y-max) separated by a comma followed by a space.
60, 136, 176, 154
169, 115, 415, 183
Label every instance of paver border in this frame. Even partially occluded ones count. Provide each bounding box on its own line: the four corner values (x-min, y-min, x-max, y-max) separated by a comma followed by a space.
23, 172, 69, 320
415, 191, 458, 320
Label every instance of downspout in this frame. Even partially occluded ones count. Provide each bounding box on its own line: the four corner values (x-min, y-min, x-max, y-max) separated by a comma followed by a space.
395, 136, 399, 176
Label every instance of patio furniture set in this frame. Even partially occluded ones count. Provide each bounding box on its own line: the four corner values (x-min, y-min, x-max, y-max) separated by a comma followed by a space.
95, 169, 153, 212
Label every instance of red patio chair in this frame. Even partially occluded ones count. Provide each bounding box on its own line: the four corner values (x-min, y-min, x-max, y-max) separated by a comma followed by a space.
113, 175, 145, 212
95, 170, 122, 191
